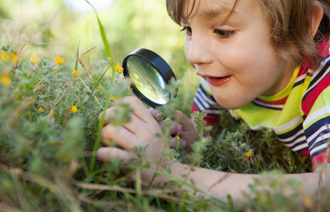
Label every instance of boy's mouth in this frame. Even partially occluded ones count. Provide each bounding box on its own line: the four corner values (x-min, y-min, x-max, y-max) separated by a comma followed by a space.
206, 76, 231, 87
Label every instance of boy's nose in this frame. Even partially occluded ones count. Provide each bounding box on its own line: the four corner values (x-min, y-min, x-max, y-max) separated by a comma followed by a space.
185, 35, 212, 67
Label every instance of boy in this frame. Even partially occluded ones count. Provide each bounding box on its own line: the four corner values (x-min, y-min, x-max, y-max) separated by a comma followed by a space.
97, 0, 329, 202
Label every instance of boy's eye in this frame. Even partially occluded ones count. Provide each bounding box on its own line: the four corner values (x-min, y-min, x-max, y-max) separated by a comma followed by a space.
181, 26, 192, 36
214, 29, 235, 38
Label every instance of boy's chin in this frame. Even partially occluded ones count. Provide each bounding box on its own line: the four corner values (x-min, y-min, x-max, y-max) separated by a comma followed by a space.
214, 97, 251, 110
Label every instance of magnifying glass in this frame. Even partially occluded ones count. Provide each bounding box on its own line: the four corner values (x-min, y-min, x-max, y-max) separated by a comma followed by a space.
122, 48, 177, 108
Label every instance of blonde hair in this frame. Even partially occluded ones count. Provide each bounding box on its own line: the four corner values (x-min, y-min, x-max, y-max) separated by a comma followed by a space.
166, 0, 330, 67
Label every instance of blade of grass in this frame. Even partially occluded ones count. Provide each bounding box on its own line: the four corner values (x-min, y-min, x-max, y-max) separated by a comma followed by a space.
136, 169, 142, 204
84, 1, 118, 172
74, 42, 80, 71
84, 0, 112, 59
84, 0, 117, 101
89, 93, 111, 171
85, 65, 111, 105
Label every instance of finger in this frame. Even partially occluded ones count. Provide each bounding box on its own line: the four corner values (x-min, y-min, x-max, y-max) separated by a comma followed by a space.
120, 113, 152, 135
148, 108, 163, 122
169, 124, 183, 135
99, 97, 158, 126
97, 147, 137, 165
121, 96, 155, 123
171, 111, 196, 131
101, 124, 142, 149
102, 106, 148, 134
100, 105, 148, 128
172, 111, 188, 123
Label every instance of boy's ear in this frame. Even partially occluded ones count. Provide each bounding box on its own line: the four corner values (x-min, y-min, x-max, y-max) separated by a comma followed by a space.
310, 1, 324, 38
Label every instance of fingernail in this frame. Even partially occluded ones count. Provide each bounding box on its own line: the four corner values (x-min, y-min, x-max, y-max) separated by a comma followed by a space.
155, 111, 162, 117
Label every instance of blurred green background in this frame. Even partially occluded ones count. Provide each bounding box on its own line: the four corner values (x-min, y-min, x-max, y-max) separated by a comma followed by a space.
0, 0, 199, 88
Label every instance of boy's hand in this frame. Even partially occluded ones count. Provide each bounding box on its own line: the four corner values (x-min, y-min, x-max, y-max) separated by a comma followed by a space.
96, 96, 170, 185
149, 109, 198, 153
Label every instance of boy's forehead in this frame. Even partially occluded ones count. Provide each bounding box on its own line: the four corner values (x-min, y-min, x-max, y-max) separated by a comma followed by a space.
181, 0, 236, 22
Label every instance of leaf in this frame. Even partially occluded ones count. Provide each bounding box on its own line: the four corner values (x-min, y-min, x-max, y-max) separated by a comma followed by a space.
75, 42, 80, 71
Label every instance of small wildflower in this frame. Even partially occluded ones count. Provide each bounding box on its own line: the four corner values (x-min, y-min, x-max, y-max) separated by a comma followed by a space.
71, 105, 78, 113
128, 87, 132, 92
72, 68, 78, 78
302, 196, 313, 208
30, 56, 40, 64
10, 53, 19, 62
55, 56, 66, 65
111, 96, 116, 100
29, 70, 33, 74
246, 151, 252, 157
38, 107, 44, 113
1, 51, 8, 61
176, 135, 180, 141
115, 65, 124, 72
0, 76, 11, 86
50, 109, 56, 115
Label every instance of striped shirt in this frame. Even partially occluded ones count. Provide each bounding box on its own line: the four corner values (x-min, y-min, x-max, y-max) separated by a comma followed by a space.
192, 42, 330, 170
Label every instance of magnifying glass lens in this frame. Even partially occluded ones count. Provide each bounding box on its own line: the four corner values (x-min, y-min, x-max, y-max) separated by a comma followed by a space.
126, 56, 169, 105
123, 48, 176, 108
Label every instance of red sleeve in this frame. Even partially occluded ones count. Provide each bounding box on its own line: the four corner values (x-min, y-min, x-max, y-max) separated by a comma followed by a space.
191, 102, 220, 124
312, 152, 330, 170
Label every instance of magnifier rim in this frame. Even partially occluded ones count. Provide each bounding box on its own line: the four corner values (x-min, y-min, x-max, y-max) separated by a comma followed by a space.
122, 48, 176, 108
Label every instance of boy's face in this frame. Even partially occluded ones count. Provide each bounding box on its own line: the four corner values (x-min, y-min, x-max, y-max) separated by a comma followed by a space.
183, 0, 295, 109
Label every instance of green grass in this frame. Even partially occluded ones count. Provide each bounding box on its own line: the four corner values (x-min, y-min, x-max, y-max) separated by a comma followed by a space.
0, 1, 329, 211
1, 40, 329, 212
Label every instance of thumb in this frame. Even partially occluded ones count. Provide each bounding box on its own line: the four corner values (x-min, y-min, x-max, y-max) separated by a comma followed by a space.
169, 123, 183, 135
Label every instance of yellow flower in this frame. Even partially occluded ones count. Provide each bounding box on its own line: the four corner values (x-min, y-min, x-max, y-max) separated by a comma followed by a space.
176, 135, 180, 141
0, 76, 11, 86
38, 107, 44, 113
50, 109, 56, 115
1, 51, 8, 61
302, 196, 313, 208
246, 151, 252, 157
71, 105, 78, 113
111, 96, 116, 100
72, 68, 78, 78
55, 56, 66, 65
55, 56, 61, 64
115, 65, 124, 72
30, 56, 40, 64
10, 53, 19, 62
